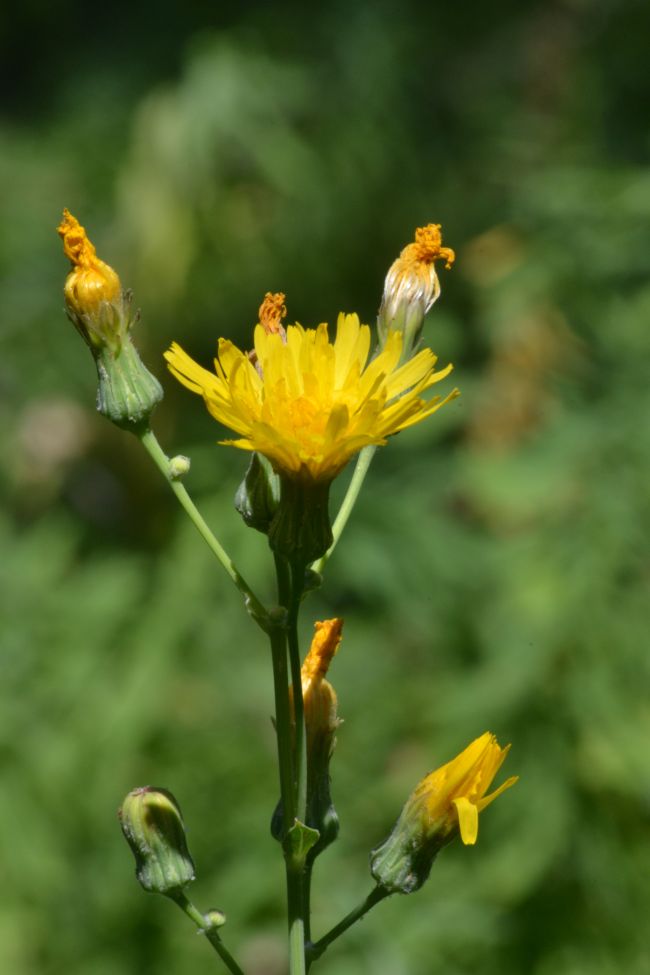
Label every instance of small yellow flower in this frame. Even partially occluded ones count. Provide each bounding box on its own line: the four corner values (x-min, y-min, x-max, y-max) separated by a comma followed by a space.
378, 223, 455, 355
57, 209, 121, 328
165, 308, 458, 485
371, 732, 517, 894
406, 731, 517, 847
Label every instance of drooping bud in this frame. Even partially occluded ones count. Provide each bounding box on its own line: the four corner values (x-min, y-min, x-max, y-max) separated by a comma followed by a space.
272, 619, 343, 857
377, 223, 455, 360
57, 209, 162, 431
118, 787, 195, 895
235, 452, 280, 532
370, 733, 517, 895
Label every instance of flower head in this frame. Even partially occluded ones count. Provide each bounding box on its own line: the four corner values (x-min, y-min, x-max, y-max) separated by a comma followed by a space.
378, 223, 455, 355
371, 732, 518, 894
165, 309, 458, 485
57, 209, 122, 340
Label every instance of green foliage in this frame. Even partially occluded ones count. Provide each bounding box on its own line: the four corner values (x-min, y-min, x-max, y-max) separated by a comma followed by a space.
1, 1, 649, 973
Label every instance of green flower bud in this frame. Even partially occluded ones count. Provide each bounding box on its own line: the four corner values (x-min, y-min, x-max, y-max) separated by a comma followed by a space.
118, 787, 195, 895
203, 909, 227, 931
169, 455, 191, 479
235, 452, 280, 532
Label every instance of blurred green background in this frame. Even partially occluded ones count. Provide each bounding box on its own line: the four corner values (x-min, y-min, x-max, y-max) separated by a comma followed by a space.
1, 1, 649, 972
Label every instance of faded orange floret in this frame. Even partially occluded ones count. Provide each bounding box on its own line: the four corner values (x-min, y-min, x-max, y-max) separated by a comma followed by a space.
302, 619, 343, 685
409, 223, 455, 269
259, 291, 287, 336
57, 209, 121, 316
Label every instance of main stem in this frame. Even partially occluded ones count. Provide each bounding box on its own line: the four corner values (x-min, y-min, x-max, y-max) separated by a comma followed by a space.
139, 429, 269, 629
272, 555, 308, 975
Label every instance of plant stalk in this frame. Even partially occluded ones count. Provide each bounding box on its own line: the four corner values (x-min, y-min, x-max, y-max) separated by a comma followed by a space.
139, 428, 269, 630
306, 886, 389, 968
170, 891, 246, 975
311, 445, 376, 574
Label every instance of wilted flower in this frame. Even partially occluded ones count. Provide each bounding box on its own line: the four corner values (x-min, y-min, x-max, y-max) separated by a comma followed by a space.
57, 209, 123, 350
272, 618, 343, 854
378, 223, 455, 358
57, 209, 162, 430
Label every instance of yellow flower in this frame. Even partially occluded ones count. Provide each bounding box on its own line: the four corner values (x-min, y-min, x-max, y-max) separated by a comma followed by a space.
371, 732, 518, 894
378, 223, 455, 355
165, 308, 458, 485
57, 209, 121, 330
407, 731, 517, 846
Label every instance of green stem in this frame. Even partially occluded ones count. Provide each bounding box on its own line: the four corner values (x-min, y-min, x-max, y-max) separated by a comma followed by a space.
287, 561, 307, 824
272, 555, 309, 975
306, 886, 389, 968
287, 560, 308, 975
139, 428, 269, 630
303, 861, 314, 944
169, 891, 246, 975
311, 445, 376, 574
269, 612, 295, 830
287, 865, 307, 975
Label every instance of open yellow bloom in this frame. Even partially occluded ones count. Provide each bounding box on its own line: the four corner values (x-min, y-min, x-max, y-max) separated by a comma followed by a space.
165, 310, 458, 485
371, 732, 518, 894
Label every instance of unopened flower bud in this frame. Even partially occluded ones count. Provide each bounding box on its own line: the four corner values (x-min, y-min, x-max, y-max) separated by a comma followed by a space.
169, 454, 191, 479
235, 452, 280, 532
57, 209, 162, 431
118, 787, 195, 895
377, 223, 455, 360
371, 733, 517, 895
203, 908, 227, 931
